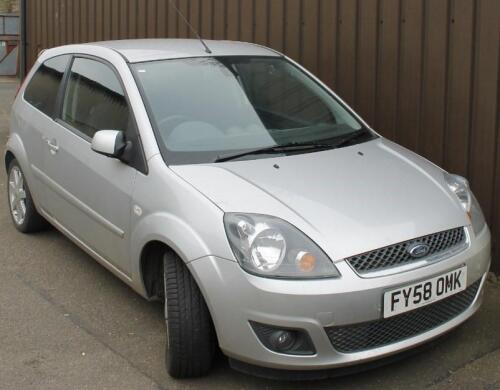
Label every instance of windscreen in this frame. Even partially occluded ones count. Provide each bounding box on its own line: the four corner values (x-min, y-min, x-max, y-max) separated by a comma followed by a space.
133, 56, 365, 164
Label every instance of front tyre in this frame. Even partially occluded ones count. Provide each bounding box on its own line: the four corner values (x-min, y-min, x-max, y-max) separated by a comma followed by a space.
164, 251, 216, 378
7, 159, 48, 233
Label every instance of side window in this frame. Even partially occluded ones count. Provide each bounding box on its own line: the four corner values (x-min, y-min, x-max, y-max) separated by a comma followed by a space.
61, 57, 131, 139
24, 55, 70, 117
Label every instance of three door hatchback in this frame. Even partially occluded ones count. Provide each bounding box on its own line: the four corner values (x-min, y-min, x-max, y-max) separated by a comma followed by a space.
5, 39, 491, 379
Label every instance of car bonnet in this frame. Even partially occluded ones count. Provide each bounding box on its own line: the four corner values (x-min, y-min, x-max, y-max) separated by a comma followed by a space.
171, 138, 469, 261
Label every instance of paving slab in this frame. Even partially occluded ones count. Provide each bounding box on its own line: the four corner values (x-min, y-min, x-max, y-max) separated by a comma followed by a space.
430, 348, 500, 390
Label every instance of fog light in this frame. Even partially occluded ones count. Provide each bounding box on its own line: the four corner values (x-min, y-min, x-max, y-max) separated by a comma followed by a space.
250, 321, 316, 355
269, 330, 295, 352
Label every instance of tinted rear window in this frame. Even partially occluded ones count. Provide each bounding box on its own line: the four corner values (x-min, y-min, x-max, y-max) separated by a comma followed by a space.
24, 55, 70, 117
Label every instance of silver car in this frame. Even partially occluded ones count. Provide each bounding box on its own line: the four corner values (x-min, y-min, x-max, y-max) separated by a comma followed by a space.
5, 39, 491, 379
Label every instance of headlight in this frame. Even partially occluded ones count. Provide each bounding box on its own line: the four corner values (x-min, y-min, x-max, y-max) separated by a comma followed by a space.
444, 173, 486, 235
224, 213, 340, 279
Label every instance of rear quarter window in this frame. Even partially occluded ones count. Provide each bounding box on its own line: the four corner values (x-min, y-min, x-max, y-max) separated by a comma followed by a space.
24, 55, 70, 117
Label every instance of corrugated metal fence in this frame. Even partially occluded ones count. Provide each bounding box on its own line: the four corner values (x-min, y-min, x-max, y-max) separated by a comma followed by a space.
25, 0, 500, 270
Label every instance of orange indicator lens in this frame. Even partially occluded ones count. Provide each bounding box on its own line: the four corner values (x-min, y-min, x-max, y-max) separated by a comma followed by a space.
297, 252, 316, 273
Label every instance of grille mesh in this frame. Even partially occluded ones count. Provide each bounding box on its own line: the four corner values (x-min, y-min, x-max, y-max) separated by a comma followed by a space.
325, 279, 481, 353
347, 228, 466, 274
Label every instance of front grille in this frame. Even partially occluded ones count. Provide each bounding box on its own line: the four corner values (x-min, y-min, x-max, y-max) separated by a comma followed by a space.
325, 279, 481, 353
347, 227, 466, 274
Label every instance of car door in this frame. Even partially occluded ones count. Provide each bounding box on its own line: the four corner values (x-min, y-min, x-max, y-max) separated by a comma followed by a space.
40, 56, 145, 275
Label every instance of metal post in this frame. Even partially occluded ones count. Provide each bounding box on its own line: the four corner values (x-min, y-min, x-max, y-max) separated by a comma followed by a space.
19, 0, 26, 79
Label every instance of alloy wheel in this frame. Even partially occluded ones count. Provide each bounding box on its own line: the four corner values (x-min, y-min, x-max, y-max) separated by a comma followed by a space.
8, 166, 27, 226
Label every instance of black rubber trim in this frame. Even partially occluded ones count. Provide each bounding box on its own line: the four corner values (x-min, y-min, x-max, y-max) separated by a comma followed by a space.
229, 336, 445, 381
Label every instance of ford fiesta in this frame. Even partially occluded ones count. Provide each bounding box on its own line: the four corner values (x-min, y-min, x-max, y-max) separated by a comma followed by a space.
5, 39, 491, 379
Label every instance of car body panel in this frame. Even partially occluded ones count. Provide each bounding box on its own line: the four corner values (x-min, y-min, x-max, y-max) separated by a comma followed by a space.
37, 119, 137, 274
172, 137, 469, 261
92, 39, 281, 63
7, 100, 49, 207
129, 155, 231, 280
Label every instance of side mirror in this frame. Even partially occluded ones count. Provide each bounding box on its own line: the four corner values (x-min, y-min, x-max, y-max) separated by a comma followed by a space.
91, 130, 127, 159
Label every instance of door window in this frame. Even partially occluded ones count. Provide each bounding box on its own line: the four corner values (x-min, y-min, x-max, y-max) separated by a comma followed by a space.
24, 55, 70, 117
61, 57, 131, 139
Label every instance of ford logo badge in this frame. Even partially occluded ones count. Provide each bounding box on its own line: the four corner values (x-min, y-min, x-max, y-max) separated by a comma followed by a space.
407, 242, 430, 258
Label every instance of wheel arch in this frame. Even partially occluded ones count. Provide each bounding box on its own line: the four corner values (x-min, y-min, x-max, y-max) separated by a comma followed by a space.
138, 238, 208, 301
137, 237, 222, 342
131, 210, 220, 297
138, 238, 218, 333
4, 136, 43, 214
140, 240, 169, 300
4, 133, 34, 186
4, 150, 15, 172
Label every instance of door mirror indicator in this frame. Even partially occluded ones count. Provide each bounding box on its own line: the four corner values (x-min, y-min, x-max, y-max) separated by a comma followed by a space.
91, 130, 127, 159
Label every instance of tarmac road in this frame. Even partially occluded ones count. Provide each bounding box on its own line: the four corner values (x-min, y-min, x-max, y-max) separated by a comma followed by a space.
0, 77, 499, 389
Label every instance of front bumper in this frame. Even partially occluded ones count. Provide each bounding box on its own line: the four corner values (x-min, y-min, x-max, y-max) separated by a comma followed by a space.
188, 226, 491, 371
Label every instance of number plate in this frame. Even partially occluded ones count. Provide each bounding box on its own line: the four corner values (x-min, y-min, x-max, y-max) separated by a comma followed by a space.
383, 266, 467, 318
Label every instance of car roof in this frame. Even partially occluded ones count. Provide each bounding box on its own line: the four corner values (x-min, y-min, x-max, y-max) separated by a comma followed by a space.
88, 39, 282, 63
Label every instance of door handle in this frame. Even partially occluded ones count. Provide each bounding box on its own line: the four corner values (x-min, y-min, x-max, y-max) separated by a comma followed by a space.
46, 138, 59, 154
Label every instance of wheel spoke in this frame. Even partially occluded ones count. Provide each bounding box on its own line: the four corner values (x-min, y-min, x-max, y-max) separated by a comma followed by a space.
18, 200, 26, 218
13, 168, 20, 186
17, 173, 24, 190
9, 192, 16, 208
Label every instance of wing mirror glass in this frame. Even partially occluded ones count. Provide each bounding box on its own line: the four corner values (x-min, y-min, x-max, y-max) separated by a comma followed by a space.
91, 130, 127, 159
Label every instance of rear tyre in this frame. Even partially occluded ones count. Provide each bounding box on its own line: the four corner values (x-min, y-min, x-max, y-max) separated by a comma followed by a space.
7, 159, 48, 233
164, 250, 216, 378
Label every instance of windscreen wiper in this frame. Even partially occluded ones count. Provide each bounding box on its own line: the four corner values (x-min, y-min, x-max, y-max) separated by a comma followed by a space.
215, 142, 334, 163
331, 129, 374, 149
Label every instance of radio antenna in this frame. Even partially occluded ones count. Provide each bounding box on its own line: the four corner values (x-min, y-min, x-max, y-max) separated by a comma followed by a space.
168, 0, 212, 54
